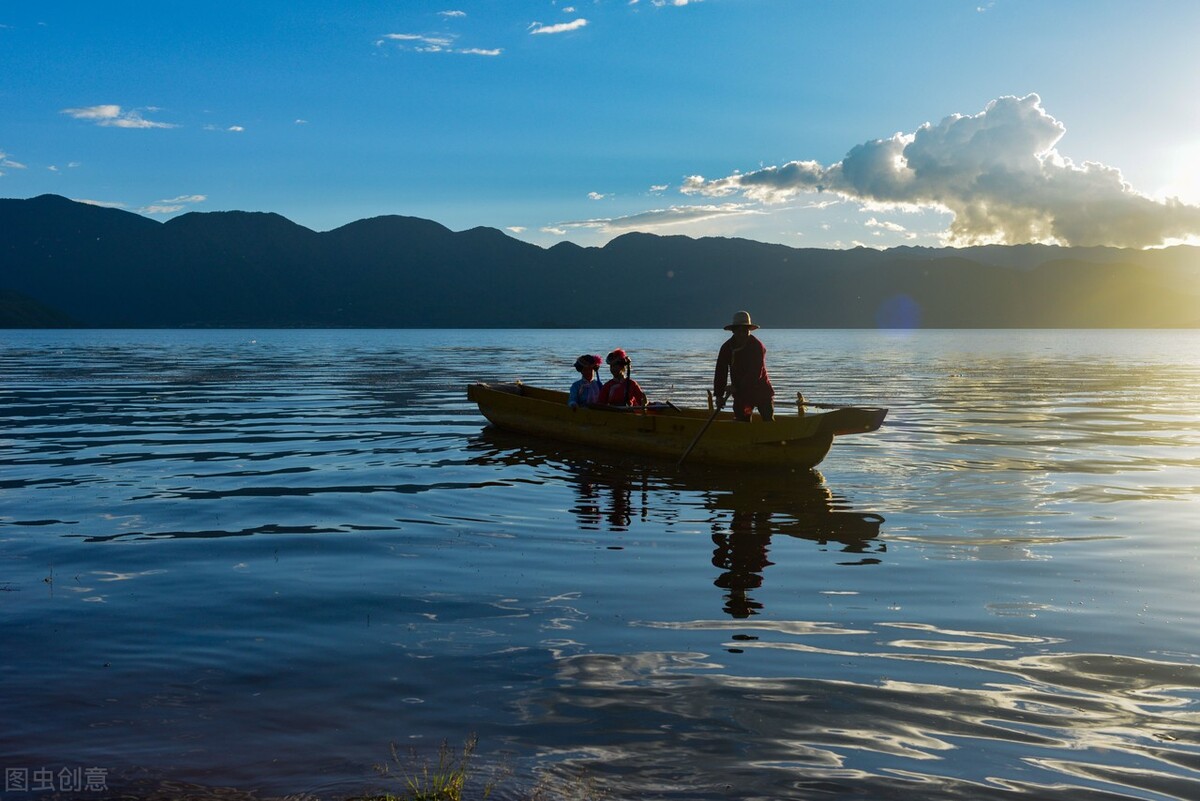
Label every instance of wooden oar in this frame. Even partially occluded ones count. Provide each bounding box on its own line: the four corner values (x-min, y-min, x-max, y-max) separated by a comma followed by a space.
626, 358, 648, 410
806, 401, 860, 409
678, 394, 726, 467
796, 391, 857, 411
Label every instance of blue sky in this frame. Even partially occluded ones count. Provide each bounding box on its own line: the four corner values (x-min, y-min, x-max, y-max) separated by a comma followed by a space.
3, 0, 1199, 249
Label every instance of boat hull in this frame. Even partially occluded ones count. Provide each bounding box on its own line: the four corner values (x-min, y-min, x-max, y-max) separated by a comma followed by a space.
467, 382, 886, 469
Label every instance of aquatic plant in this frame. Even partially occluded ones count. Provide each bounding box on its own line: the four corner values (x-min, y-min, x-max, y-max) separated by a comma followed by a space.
365, 734, 501, 801
359, 735, 608, 801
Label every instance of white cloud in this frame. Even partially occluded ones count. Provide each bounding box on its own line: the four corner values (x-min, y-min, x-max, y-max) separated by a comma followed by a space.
682, 94, 1200, 247
72, 198, 127, 208
439, 10, 466, 17
61, 104, 176, 129
799, 199, 844, 210
588, 192, 607, 200
113, 195, 209, 214
529, 18, 588, 35
384, 33, 439, 42
652, 0, 700, 5
294, 119, 308, 125
228, 125, 245, 132
0, 157, 26, 169
865, 217, 906, 233
649, 184, 669, 193
382, 32, 455, 51
381, 31, 498, 55
554, 203, 761, 234
64, 105, 122, 120
541, 226, 569, 236
507, 226, 527, 233
158, 194, 206, 204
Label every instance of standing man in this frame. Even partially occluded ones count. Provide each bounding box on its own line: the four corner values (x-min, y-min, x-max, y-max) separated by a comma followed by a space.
714, 310, 774, 422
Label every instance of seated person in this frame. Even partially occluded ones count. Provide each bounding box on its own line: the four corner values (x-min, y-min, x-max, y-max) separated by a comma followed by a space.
598, 348, 647, 407
568, 354, 603, 408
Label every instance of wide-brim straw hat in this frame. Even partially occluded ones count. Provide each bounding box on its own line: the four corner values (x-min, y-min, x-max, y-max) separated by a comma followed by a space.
724, 310, 759, 331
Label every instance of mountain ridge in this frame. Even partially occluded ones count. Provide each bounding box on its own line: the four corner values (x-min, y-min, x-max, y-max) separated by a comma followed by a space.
1, 195, 1197, 328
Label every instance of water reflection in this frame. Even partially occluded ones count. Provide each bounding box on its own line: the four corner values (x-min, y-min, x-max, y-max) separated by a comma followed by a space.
565, 463, 645, 534
700, 472, 885, 618
466, 429, 885, 619
8, 330, 1199, 800
519, 644, 1200, 801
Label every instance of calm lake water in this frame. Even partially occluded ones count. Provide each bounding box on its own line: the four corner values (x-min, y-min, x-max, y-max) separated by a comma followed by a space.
2, 328, 1200, 800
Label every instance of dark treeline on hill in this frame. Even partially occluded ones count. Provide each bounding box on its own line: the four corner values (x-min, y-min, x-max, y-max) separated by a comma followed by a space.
2, 194, 1198, 328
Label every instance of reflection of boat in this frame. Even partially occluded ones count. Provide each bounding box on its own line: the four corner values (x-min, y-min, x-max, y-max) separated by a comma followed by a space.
465, 429, 886, 619
699, 470, 885, 618
467, 382, 887, 469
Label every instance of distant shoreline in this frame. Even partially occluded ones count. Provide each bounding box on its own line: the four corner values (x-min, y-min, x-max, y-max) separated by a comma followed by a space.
3, 195, 1198, 329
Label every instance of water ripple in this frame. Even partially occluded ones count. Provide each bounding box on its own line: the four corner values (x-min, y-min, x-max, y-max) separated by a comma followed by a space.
3, 329, 1199, 799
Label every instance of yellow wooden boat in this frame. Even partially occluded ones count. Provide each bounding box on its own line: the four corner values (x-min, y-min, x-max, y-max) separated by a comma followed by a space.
467, 382, 887, 469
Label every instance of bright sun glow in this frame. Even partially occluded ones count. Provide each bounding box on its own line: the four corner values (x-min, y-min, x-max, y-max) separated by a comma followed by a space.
1152, 140, 1200, 206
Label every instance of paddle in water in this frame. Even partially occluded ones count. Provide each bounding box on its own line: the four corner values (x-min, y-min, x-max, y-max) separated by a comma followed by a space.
678, 392, 728, 467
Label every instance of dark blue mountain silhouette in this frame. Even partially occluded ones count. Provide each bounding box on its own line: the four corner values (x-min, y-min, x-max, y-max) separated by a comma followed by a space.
2, 194, 1197, 327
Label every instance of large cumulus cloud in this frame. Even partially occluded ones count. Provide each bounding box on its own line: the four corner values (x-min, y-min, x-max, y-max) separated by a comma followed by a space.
682, 94, 1200, 247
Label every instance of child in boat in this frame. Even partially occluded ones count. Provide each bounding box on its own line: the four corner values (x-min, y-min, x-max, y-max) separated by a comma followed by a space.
598, 348, 647, 407
568, 354, 604, 409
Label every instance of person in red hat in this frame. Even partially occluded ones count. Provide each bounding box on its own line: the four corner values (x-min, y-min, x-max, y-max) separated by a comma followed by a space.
568, 354, 604, 409
598, 348, 647, 407
713, 310, 774, 422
